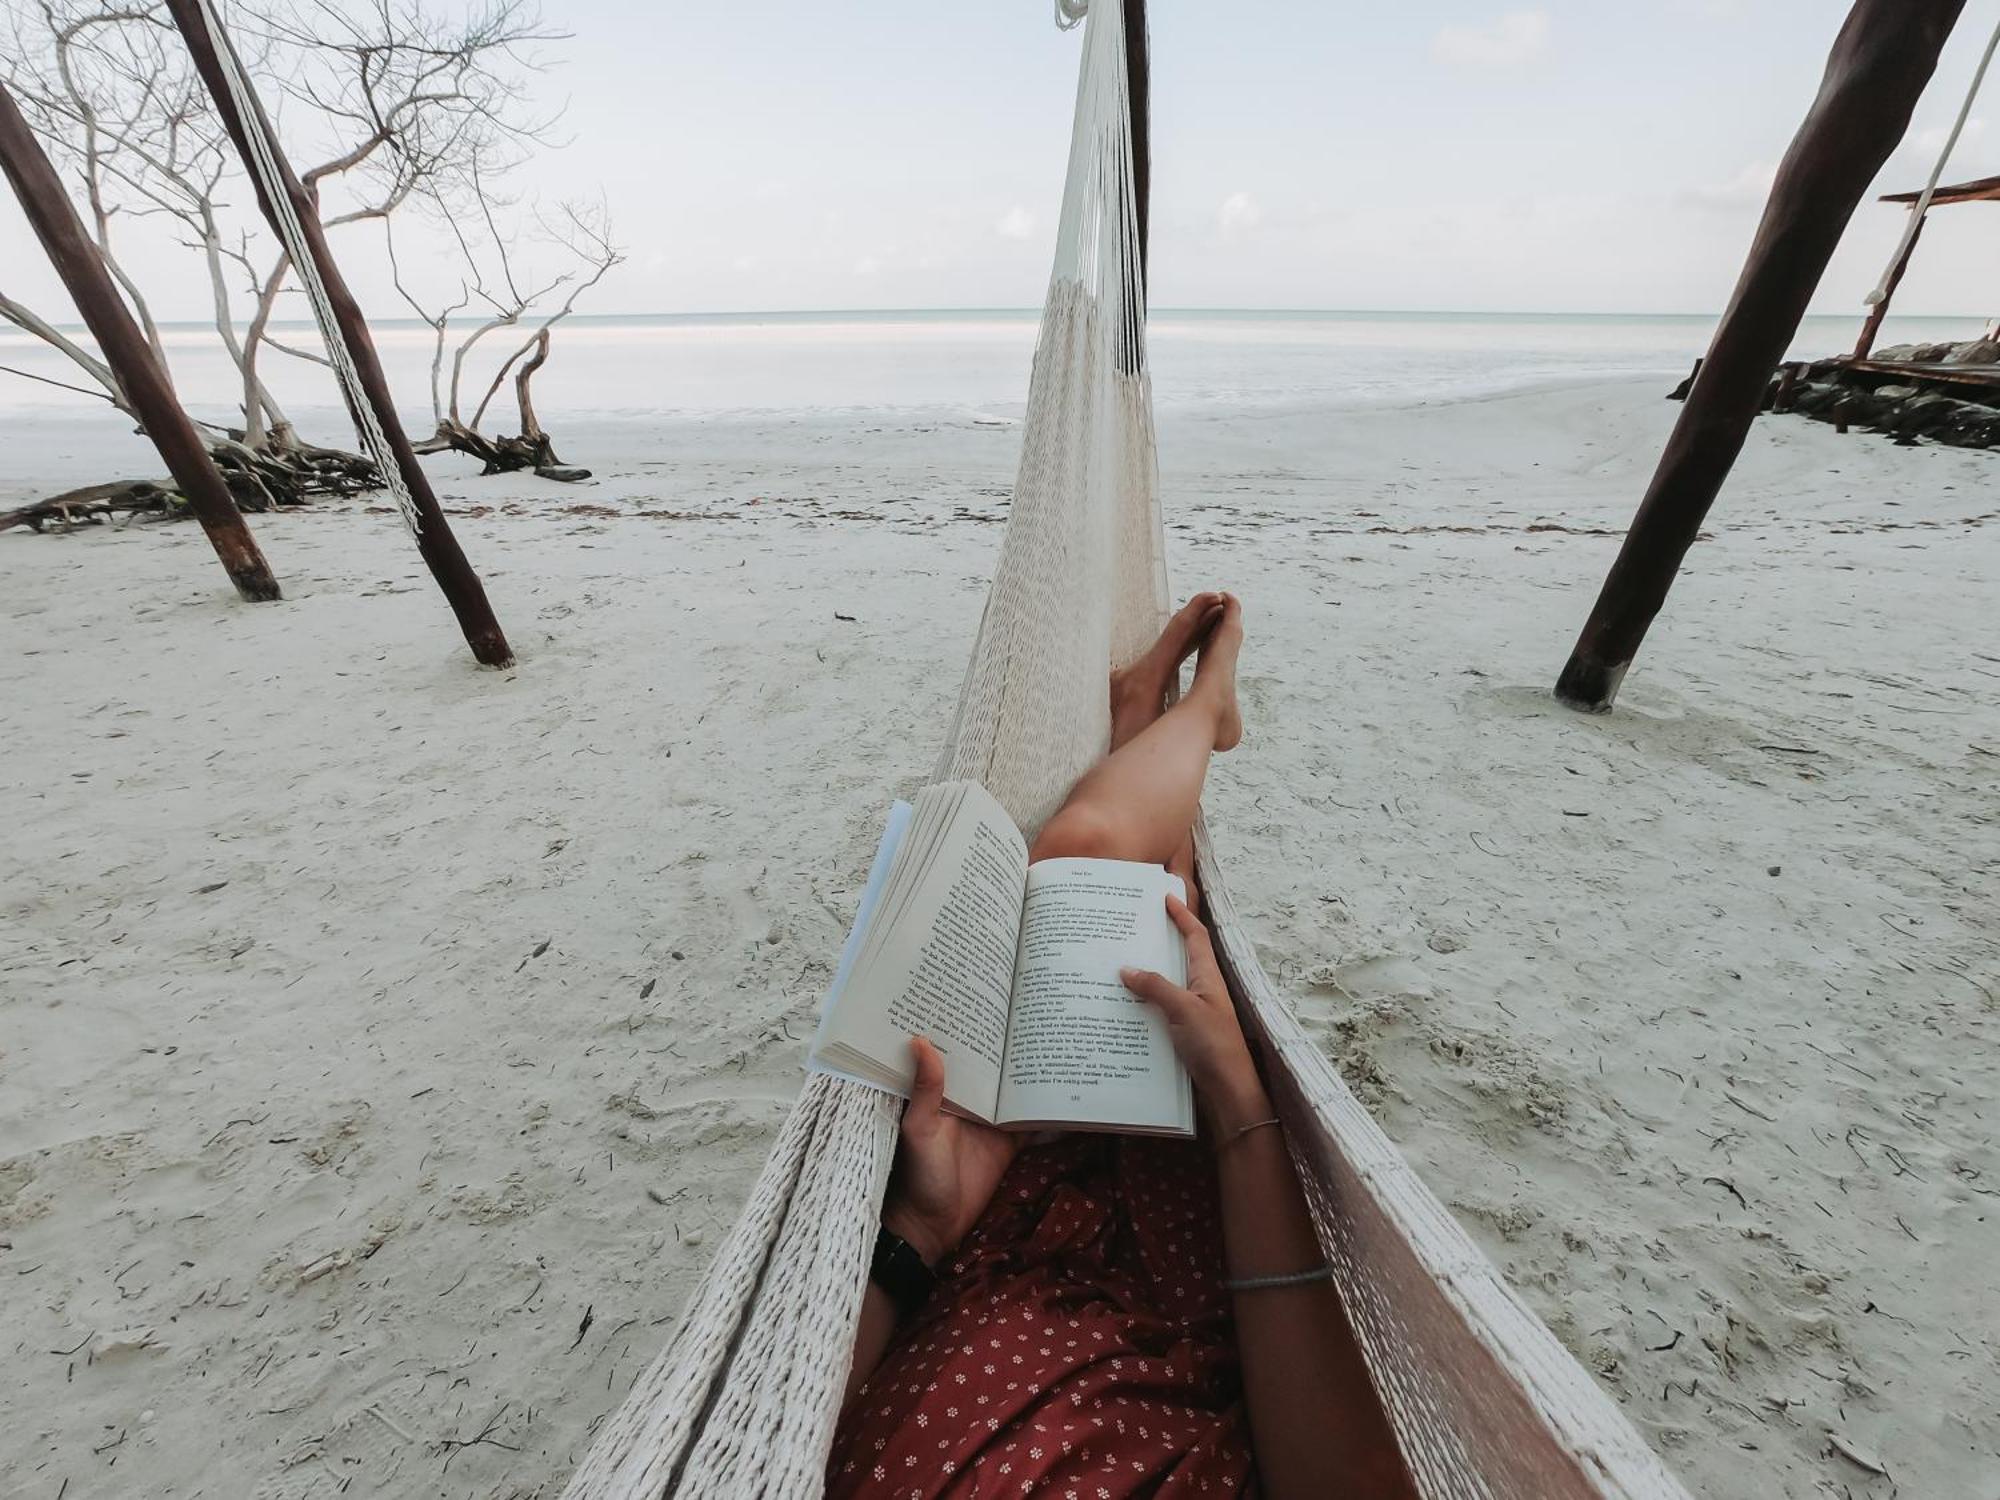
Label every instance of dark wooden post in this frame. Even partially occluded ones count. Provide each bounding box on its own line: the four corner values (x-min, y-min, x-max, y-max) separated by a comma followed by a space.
1110, 0, 1150, 380
1122, 0, 1149, 284
1852, 207, 1926, 359
0, 80, 281, 601
164, 0, 513, 667
1554, 0, 1962, 713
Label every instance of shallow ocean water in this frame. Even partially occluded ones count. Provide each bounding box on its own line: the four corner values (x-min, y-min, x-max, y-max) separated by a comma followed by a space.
0, 308, 1982, 434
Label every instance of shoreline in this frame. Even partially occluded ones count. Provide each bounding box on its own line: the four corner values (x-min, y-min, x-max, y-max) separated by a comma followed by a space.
2, 305, 1978, 440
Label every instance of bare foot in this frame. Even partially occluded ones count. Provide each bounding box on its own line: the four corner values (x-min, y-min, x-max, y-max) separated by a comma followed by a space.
1188, 593, 1244, 751
1109, 591, 1224, 738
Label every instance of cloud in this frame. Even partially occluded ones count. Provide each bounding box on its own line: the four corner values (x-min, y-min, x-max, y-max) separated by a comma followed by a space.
1218, 191, 1263, 237
852, 255, 882, 275
1913, 117, 1985, 156
995, 205, 1037, 240
1680, 160, 1775, 210
1433, 9, 1550, 68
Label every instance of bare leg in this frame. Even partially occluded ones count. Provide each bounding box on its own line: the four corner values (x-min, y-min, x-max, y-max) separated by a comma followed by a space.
1032, 595, 1243, 874
1105, 593, 1225, 898
1110, 591, 1222, 751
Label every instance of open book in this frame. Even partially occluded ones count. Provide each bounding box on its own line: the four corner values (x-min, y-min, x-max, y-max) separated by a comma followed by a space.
810, 780, 1194, 1137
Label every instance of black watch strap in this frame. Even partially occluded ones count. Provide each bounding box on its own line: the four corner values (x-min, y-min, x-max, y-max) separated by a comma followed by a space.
870, 1225, 938, 1319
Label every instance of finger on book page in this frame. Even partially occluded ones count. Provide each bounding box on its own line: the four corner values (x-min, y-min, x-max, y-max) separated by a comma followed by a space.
1164, 894, 1215, 956
1120, 967, 1196, 1019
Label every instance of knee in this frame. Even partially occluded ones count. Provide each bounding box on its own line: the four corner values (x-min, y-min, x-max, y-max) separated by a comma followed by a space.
1029, 803, 1120, 863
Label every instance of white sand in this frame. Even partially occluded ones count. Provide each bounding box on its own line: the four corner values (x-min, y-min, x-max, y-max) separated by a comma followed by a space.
3, 381, 1995, 1499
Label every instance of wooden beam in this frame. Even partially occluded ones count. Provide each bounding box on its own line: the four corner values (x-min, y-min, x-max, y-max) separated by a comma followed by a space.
164, 0, 512, 667
0, 79, 280, 602
1554, 0, 1963, 713
1852, 207, 1927, 359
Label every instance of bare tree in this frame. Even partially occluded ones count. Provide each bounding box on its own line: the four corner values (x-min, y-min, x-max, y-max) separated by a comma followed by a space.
4, 5, 304, 437
3, 1, 208, 422
0, 0, 592, 511
229, 0, 565, 448
397, 188, 621, 478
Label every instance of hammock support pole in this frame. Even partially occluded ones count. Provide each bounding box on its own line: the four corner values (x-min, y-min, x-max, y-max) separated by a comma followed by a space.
164, 0, 514, 668
1852, 207, 1925, 359
0, 79, 281, 602
1554, 0, 1963, 713
1123, 0, 1148, 279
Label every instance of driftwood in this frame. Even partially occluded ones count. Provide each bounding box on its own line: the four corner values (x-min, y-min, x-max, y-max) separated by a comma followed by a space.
0, 435, 378, 538
0, 479, 173, 533
203, 431, 379, 507
414, 421, 590, 482
412, 332, 590, 481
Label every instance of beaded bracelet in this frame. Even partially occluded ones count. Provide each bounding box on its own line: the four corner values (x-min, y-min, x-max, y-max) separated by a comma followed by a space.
1224, 1263, 1335, 1293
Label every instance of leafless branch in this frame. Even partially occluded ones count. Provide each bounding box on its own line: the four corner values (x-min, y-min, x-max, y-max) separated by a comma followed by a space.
0, 360, 124, 404
0, 287, 132, 414
4, 0, 602, 472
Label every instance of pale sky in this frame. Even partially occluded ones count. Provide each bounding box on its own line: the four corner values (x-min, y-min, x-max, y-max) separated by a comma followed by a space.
6, 1, 2000, 321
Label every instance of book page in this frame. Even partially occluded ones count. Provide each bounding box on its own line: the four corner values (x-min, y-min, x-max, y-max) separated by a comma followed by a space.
850, 782, 960, 983
994, 858, 1193, 1134
810, 781, 1028, 1119
806, 798, 913, 1088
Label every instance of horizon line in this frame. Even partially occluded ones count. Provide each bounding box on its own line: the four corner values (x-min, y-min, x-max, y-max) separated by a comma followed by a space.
11, 304, 1986, 334
474, 305, 1893, 323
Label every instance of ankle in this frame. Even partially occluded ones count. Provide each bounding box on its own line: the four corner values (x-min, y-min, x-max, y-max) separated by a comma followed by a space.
1181, 675, 1223, 715
1113, 666, 1167, 713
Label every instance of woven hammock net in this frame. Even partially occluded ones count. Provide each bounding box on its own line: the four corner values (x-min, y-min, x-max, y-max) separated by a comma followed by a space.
551, 6, 1689, 1497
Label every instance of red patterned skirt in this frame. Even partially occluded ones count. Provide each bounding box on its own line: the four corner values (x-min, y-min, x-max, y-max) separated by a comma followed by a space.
827, 1135, 1253, 1498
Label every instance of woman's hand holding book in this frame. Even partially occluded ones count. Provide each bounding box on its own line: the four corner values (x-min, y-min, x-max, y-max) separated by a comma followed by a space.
1120, 895, 1274, 1141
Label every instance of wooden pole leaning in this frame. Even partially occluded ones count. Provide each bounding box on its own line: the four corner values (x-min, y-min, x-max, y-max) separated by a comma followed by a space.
1554, 0, 1963, 713
164, 0, 512, 667
0, 80, 281, 602
1852, 208, 1926, 360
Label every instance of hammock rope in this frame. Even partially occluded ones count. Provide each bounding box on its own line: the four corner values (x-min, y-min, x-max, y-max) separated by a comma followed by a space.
183, 0, 425, 537
1865, 14, 2000, 305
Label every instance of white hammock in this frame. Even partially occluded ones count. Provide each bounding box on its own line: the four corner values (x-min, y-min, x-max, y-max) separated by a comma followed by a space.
559, 7, 1690, 1496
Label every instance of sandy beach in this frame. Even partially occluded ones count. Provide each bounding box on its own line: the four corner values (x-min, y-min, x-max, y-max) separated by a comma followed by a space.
3, 373, 1996, 1499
